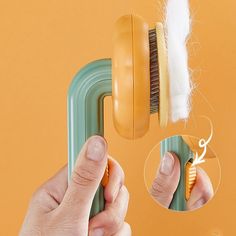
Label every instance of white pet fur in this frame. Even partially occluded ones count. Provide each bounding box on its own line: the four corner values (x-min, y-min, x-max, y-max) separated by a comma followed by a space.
165, 0, 191, 122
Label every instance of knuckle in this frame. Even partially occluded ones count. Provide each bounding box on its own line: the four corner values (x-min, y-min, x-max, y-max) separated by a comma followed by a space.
21, 226, 43, 236
123, 186, 129, 198
31, 187, 57, 211
113, 171, 124, 188
120, 185, 130, 202
124, 222, 132, 235
109, 211, 123, 230
31, 187, 49, 204
203, 188, 213, 201
114, 161, 125, 183
71, 165, 97, 187
151, 178, 165, 195
150, 178, 172, 198
62, 187, 78, 206
119, 168, 125, 184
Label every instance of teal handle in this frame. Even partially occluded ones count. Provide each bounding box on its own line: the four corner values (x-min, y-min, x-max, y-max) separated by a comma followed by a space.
67, 59, 192, 214
67, 59, 112, 218
161, 135, 193, 211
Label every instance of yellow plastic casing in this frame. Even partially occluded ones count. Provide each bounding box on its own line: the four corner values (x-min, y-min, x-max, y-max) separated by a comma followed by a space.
112, 15, 150, 139
185, 162, 197, 200
182, 135, 216, 200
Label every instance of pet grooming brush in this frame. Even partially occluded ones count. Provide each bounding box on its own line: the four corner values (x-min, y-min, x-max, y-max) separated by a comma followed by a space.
68, 0, 192, 217
68, 15, 170, 217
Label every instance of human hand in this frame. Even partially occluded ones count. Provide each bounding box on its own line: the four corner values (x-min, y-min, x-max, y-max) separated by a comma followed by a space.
150, 152, 213, 210
20, 135, 131, 236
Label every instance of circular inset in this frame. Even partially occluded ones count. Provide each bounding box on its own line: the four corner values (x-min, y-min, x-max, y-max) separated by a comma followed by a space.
144, 135, 221, 212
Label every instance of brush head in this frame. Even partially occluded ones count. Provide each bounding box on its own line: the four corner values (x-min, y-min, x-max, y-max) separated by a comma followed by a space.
149, 28, 159, 114
112, 15, 168, 138
112, 14, 150, 139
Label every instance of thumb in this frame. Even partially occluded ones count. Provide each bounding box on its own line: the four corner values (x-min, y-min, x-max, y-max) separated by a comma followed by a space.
61, 135, 108, 218
150, 152, 180, 208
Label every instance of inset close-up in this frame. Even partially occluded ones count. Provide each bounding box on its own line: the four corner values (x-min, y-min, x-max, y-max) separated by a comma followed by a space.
144, 135, 220, 212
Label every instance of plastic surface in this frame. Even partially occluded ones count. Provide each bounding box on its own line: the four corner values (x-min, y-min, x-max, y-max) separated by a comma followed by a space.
185, 162, 196, 200
67, 59, 112, 218
155, 23, 169, 128
112, 14, 150, 139
182, 135, 216, 159
161, 135, 194, 211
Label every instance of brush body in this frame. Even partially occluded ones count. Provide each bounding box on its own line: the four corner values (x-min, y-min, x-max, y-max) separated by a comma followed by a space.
68, 59, 112, 218
68, 0, 192, 214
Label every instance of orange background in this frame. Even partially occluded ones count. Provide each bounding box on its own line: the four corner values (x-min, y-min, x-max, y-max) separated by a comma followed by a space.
0, 0, 235, 235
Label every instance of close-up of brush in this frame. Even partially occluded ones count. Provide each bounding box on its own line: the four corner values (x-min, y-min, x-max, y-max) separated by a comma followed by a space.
160, 135, 216, 210
68, 0, 192, 217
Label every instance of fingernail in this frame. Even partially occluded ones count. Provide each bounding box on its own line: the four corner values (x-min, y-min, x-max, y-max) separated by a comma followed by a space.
160, 152, 174, 175
90, 228, 104, 236
87, 136, 106, 161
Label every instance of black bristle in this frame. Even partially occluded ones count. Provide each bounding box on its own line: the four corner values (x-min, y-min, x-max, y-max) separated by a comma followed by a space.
149, 29, 159, 114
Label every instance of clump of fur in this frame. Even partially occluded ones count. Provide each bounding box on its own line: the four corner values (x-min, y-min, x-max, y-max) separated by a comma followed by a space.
165, 0, 192, 122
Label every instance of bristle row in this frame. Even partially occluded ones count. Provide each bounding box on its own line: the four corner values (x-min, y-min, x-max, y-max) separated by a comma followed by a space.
149, 29, 159, 114
185, 162, 197, 200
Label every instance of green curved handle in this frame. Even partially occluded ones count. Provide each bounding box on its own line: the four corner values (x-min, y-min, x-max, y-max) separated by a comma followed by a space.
67, 59, 112, 218
161, 135, 194, 211
68, 59, 191, 214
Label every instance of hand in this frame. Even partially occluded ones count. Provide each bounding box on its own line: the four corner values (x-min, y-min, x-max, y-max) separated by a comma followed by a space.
20, 135, 131, 236
150, 152, 213, 210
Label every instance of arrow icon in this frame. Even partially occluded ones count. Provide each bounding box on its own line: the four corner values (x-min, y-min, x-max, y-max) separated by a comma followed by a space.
192, 117, 213, 166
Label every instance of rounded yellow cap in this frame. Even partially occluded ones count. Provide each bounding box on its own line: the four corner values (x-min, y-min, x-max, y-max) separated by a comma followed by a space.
112, 14, 150, 139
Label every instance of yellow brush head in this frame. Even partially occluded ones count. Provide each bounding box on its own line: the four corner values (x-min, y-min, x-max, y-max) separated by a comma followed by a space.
112, 15, 170, 139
